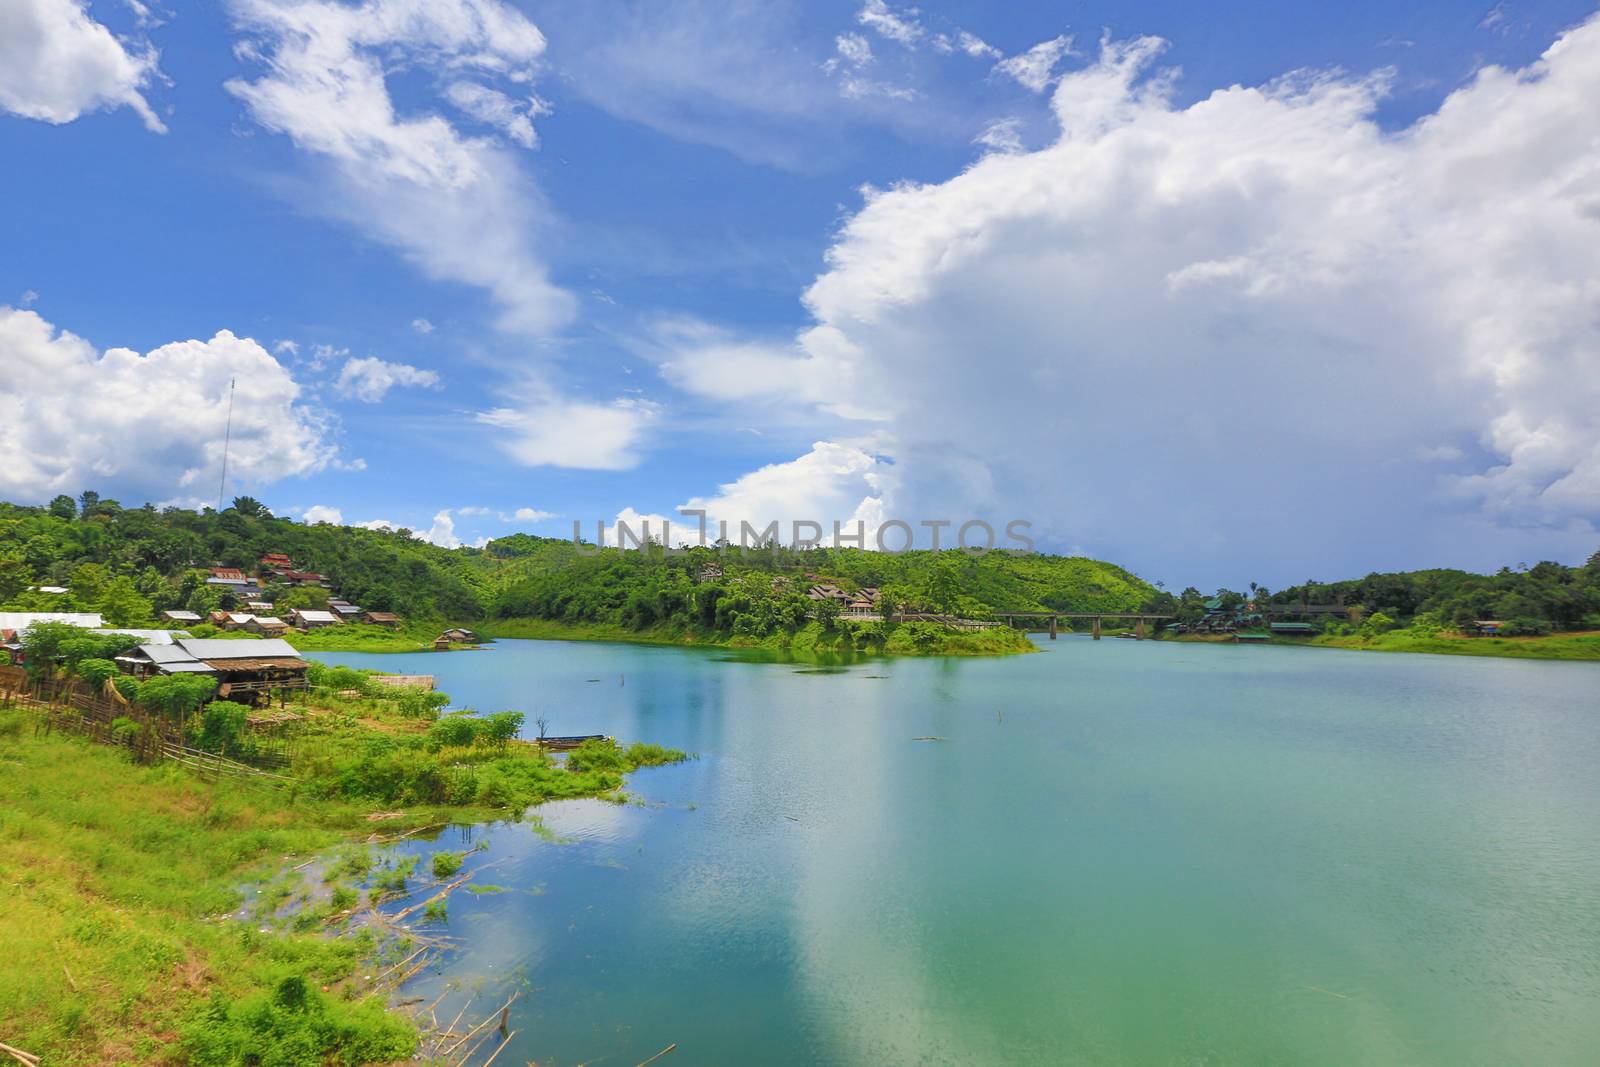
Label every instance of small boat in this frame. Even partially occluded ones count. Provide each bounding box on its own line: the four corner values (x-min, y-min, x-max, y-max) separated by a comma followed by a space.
534, 733, 613, 751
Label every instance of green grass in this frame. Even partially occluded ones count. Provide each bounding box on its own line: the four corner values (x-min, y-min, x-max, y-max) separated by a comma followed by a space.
0, 686, 686, 1065
481, 616, 1036, 657
1306, 628, 1600, 660
1170, 628, 1600, 660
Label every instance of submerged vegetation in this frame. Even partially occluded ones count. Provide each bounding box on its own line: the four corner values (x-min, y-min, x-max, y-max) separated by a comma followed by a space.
0, 662, 684, 1064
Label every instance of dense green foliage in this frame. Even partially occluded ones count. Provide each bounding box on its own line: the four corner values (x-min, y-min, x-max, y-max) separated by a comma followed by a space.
0, 493, 489, 622
488, 539, 1156, 645
1270, 556, 1600, 635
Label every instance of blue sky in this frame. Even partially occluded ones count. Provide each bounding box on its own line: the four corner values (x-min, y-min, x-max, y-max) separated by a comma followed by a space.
3, 0, 1599, 590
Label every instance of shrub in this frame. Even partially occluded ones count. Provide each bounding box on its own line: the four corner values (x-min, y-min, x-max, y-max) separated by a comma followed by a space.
430, 851, 463, 879
426, 713, 480, 750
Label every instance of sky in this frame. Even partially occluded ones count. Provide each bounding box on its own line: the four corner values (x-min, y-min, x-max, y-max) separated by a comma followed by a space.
3, 0, 1599, 591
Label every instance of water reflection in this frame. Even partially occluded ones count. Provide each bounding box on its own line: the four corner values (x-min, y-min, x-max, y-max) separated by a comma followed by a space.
314, 639, 1600, 1066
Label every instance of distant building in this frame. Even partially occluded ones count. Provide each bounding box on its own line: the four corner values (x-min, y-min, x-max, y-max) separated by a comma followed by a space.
245, 616, 289, 636
1472, 619, 1506, 636
362, 611, 401, 629
209, 566, 248, 583
163, 610, 202, 625
259, 553, 294, 572
1269, 622, 1317, 637
291, 609, 341, 629
437, 627, 477, 644
221, 612, 257, 631
0, 611, 105, 631
281, 571, 330, 587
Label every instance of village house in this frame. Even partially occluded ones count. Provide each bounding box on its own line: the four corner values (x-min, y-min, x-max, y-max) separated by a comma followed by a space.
281, 570, 331, 587
362, 611, 401, 629
1471, 619, 1506, 636
245, 601, 275, 614
245, 616, 289, 636
259, 553, 294, 573
163, 609, 202, 625
119, 638, 309, 704
436, 627, 477, 644
327, 599, 363, 621
291, 608, 341, 629
209, 566, 248, 583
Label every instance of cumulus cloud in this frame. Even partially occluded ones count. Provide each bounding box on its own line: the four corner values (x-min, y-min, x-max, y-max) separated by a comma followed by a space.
678, 441, 887, 540
302, 504, 343, 524
334, 356, 441, 402
0, 306, 335, 502
416, 509, 460, 548
669, 18, 1600, 582
476, 394, 658, 470
226, 0, 573, 334
0, 0, 166, 131
410, 317, 434, 334
512, 506, 555, 522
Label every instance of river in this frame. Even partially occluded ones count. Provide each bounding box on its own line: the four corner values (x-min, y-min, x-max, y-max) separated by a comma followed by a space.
312, 636, 1600, 1065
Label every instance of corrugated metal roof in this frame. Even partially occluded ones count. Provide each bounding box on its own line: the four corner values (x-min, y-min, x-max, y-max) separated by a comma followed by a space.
92, 628, 190, 644
163, 610, 202, 621
177, 638, 300, 660
294, 610, 339, 623
162, 662, 219, 674
0, 612, 105, 630
133, 643, 200, 664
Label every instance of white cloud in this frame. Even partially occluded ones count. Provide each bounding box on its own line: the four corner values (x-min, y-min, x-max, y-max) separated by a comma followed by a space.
0, 306, 335, 503
476, 394, 658, 470
512, 506, 555, 522
679, 442, 887, 541
302, 504, 343, 524
445, 80, 548, 149
0, 0, 166, 131
954, 30, 1000, 60
671, 18, 1600, 582
334, 355, 441, 402
994, 34, 1074, 93
410, 317, 434, 334
974, 116, 1024, 154
833, 33, 873, 68
416, 509, 460, 548
273, 338, 299, 355
226, 0, 573, 335
856, 0, 923, 48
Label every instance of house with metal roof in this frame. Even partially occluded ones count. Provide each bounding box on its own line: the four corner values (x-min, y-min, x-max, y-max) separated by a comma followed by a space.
119, 638, 309, 702
0, 612, 105, 631
291, 609, 341, 629
163, 610, 202, 624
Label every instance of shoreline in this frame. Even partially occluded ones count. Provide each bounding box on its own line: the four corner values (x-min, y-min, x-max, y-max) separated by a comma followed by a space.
0, 677, 682, 1065
477, 616, 1038, 658
1170, 629, 1600, 661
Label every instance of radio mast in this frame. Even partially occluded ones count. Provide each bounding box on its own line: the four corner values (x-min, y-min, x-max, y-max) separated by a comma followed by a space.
217, 378, 236, 512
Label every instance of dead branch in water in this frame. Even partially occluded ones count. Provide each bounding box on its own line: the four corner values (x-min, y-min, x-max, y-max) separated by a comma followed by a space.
637, 1042, 679, 1065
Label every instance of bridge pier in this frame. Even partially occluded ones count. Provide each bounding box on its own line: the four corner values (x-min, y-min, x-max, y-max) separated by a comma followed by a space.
1049, 615, 1057, 640
1136, 618, 1146, 640
1092, 616, 1102, 640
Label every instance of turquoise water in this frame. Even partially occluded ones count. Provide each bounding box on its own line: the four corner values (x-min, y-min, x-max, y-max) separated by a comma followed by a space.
314, 637, 1600, 1065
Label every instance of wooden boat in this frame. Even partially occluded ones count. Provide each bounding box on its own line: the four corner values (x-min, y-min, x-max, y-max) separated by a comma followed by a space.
534, 733, 613, 751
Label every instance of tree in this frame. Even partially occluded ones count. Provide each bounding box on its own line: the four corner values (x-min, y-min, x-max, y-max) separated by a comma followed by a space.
49, 495, 76, 520
78, 490, 100, 518
97, 576, 153, 626
230, 496, 268, 518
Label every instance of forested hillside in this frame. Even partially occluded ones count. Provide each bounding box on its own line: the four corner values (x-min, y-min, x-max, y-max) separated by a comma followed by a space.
0, 493, 488, 623
0, 494, 1157, 640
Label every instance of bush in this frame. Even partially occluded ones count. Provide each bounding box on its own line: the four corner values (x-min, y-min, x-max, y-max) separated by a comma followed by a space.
197, 701, 252, 756
426, 713, 480, 750
74, 657, 120, 691
430, 851, 463, 879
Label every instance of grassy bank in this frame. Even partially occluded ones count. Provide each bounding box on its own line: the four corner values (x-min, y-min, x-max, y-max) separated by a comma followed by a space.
192, 622, 476, 654
0, 677, 683, 1065
1171, 630, 1600, 660
1306, 628, 1600, 660
482, 616, 1037, 657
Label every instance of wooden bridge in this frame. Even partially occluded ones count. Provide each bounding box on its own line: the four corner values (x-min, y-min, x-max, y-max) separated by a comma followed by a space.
989, 612, 1174, 640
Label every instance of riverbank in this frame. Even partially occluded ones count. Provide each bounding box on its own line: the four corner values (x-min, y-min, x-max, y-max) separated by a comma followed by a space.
481, 616, 1037, 657
0, 680, 682, 1065
1172, 629, 1600, 660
